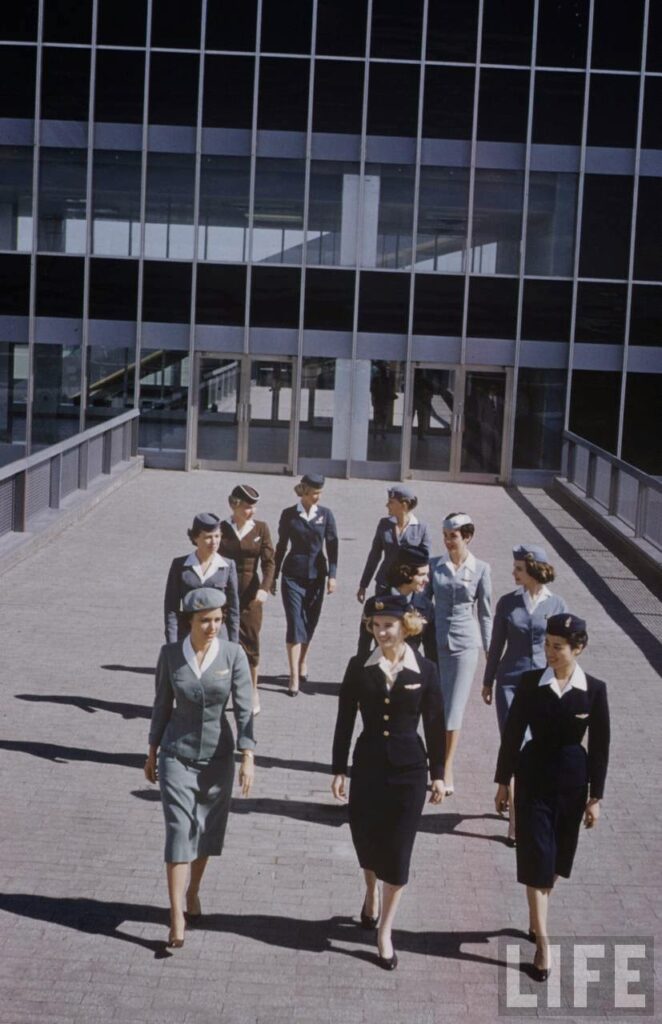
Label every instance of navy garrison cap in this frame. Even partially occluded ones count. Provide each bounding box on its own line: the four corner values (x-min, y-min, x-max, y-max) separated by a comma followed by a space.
301, 473, 325, 489
230, 484, 260, 504
388, 484, 416, 502
191, 512, 221, 534
393, 545, 429, 568
513, 543, 549, 564
182, 588, 227, 613
546, 613, 587, 638
364, 593, 411, 618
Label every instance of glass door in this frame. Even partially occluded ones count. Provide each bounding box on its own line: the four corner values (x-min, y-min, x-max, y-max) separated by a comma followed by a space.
459, 369, 508, 478
245, 358, 294, 471
196, 356, 241, 465
410, 366, 458, 474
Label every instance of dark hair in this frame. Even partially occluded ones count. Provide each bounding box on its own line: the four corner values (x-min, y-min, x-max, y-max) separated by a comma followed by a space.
187, 524, 221, 544
180, 606, 225, 630
523, 555, 556, 584
444, 511, 475, 540
547, 627, 588, 652
385, 561, 424, 588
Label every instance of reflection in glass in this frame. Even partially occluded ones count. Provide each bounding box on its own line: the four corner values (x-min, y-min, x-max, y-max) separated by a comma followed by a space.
410, 367, 455, 473
92, 150, 142, 257
144, 153, 195, 260
366, 360, 404, 463
469, 170, 524, 275
252, 159, 305, 264
514, 368, 566, 471
37, 148, 87, 254
198, 156, 250, 262
307, 160, 360, 266
138, 350, 189, 453
247, 360, 292, 465
569, 370, 621, 453
364, 163, 415, 269
0, 148, 33, 252
86, 343, 134, 427
0, 342, 28, 467
299, 358, 337, 459
526, 172, 577, 277
460, 371, 505, 475
416, 166, 469, 272
197, 357, 240, 462
31, 343, 82, 449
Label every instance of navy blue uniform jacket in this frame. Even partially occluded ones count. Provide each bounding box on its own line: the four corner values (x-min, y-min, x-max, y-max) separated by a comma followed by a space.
163, 555, 240, 643
274, 505, 339, 582
359, 516, 432, 591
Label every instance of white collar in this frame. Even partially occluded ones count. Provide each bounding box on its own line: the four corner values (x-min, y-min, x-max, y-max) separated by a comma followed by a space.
183, 636, 220, 679
229, 516, 256, 540
365, 643, 420, 685
442, 551, 476, 574
518, 585, 551, 611
296, 501, 319, 521
184, 551, 228, 582
539, 664, 587, 698
389, 513, 419, 528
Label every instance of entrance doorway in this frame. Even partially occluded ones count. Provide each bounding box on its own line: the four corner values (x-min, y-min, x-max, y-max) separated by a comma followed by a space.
194, 354, 295, 472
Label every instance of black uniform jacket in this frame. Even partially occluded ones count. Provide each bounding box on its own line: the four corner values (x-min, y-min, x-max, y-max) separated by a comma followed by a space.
494, 669, 610, 799
274, 505, 339, 582
332, 649, 446, 780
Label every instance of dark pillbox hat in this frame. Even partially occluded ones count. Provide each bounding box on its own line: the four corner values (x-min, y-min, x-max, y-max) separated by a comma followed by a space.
191, 512, 221, 533
393, 545, 429, 568
301, 473, 325, 489
364, 593, 411, 618
230, 484, 260, 504
182, 587, 227, 613
546, 613, 587, 638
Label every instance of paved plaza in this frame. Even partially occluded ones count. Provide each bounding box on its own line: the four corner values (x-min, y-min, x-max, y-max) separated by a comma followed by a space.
0, 469, 660, 1024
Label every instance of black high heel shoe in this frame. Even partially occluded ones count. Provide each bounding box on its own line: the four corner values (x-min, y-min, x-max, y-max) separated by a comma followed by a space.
360, 900, 379, 930
531, 947, 551, 982
377, 948, 398, 970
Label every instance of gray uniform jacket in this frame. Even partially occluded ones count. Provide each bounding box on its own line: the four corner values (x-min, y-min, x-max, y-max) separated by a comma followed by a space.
483, 589, 568, 689
148, 641, 256, 761
428, 552, 492, 653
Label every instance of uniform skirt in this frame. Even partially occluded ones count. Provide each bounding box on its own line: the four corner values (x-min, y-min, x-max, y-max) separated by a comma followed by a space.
158, 750, 234, 862
239, 596, 263, 667
438, 646, 479, 730
495, 681, 517, 734
514, 778, 587, 888
281, 575, 325, 644
348, 749, 427, 886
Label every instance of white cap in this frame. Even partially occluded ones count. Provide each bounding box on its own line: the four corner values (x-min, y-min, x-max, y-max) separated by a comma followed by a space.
442, 513, 474, 530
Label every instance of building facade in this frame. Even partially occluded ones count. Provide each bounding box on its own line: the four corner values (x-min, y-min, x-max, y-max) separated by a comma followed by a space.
1, 0, 661, 484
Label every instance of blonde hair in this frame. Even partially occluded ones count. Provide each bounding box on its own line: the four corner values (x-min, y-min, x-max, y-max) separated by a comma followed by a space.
294, 482, 319, 497
362, 609, 426, 638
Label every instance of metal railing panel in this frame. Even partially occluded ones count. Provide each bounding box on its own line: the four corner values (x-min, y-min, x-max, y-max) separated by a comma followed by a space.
643, 488, 662, 549
60, 448, 80, 499
0, 479, 14, 537
615, 471, 639, 529
26, 462, 51, 520
592, 455, 612, 510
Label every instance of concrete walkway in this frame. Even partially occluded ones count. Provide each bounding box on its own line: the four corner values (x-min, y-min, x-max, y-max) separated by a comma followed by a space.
0, 469, 660, 1024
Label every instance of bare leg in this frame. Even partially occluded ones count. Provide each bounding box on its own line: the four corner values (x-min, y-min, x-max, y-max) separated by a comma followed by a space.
362, 869, 379, 918
166, 862, 189, 941
527, 884, 552, 968
444, 729, 461, 791
250, 664, 260, 712
377, 882, 404, 959
507, 780, 516, 841
299, 643, 310, 678
186, 855, 209, 916
286, 642, 301, 692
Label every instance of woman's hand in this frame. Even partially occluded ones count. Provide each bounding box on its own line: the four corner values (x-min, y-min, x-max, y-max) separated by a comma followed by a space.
144, 749, 158, 784
327, 578, 336, 595
255, 589, 268, 604
356, 587, 366, 604
270, 581, 278, 596
481, 686, 493, 705
429, 780, 445, 805
495, 783, 509, 815
584, 798, 600, 829
331, 774, 347, 801
239, 752, 255, 796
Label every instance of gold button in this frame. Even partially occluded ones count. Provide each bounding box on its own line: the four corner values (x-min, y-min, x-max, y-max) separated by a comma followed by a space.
383, 730, 390, 737
383, 714, 389, 721
384, 698, 391, 704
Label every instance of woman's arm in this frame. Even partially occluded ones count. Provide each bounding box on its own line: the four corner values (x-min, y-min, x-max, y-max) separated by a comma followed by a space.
272, 510, 290, 589
331, 658, 360, 777
147, 647, 174, 758
482, 596, 508, 697
163, 559, 181, 643
224, 561, 241, 642
258, 522, 276, 594
475, 563, 493, 652
421, 662, 446, 782
325, 509, 339, 581
230, 645, 255, 796
359, 523, 385, 591
587, 680, 610, 801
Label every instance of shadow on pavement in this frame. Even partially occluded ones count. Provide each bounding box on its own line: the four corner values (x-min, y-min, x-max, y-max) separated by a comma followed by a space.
230, 796, 347, 826
0, 739, 143, 768
15, 693, 151, 719
419, 811, 514, 844
253, 754, 330, 774
101, 664, 155, 675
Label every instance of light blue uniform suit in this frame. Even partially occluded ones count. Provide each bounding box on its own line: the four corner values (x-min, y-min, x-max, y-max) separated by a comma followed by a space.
429, 552, 492, 730
482, 588, 568, 732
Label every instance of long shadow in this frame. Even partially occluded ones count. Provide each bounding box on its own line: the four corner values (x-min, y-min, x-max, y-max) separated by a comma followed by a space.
0, 739, 143, 769
257, 676, 340, 698
508, 486, 662, 674
253, 754, 330, 775
101, 664, 154, 676
15, 693, 151, 719
0, 893, 522, 968
419, 811, 516, 845
230, 796, 347, 827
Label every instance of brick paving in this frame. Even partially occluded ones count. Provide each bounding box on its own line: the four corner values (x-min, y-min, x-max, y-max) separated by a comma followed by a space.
0, 469, 660, 1024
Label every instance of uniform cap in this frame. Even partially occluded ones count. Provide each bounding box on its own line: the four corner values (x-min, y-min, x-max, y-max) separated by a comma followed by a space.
513, 543, 548, 564
191, 512, 221, 534
301, 473, 325, 489
364, 593, 411, 618
392, 545, 429, 569
182, 587, 227, 613
442, 512, 473, 530
230, 484, 260, 504
388, 484, 416, 502
546, 613, 587, 638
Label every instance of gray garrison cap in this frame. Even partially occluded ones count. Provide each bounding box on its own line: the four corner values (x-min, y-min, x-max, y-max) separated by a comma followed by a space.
182, 588, 227, 613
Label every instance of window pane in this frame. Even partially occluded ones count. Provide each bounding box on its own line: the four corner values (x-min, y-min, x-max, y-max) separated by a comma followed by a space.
0, 148, 33, 252
413, 275, 464, 336
370, 0, 423, 60
258, 58, 309, 131
41, 47, 90, 121
0, 46, 36, 119
536, 0, 589, 68
32, 343, 81, 449
532, 72, 584, 146
149, 53, 199, 126
647, 2, 662, 71
481, 0, 533, 65
86, 342, 134, 427
97, 0, 147, 46
423, 66, 475, 140
316, 0, 367, 57
642, 77, 662, 151
591, 0, 644, 71
416, 166, 469, 272
575, 282, 627, 343
0, 255, 31, 315
358, 271, 409, 333
634, 178, 662, 281
587, 75, 639, 148
630, 285, 662, 346
44, 0, 92, 43
144, 153, 195, 260
95, 51, 145, 125
467, 277, 519, 338
250, 266, 301, 327
364, 359, 404, 463
203, 55, 255, 129
196, 264, 246, 325
151, 0, 201, 49
525, 172, 578, 277
2, 4, 38, 42
426, 0, 478, 62
367, 62, 419, 137
35, 255, 84, 317
569, 370, 620, 452
206, 1, 257, 50
579, 175, 632, 279
513, 368, 567, 470
299, 358, 339, 459
313, 60, 364, 134
92, 150, 142, 257
521, 280, 573, 341
477, 69, 529, 143
252, 158, 305, 265
138, 350, 189, 453
38, 149, 87, 255
307, 160, 361, 266
261, 0, 312, 54
89, 258, 139, 321
622, 374, 662, 474
0, 342, 28, 466
470, 170, 524, 275
142, 261, 192, 323
198, 156, 250, 262
304, 268, 355, 330
365, 163, 415, 270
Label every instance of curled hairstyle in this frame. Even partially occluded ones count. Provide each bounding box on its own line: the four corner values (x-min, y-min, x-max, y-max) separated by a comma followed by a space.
294, 482, 320, 497
522, 554, 555, 584
391, 495, 418, 511
180, 606, 225, 631
362, 609, 426, 638
385, 561, 423, 588
444, 511, 475, 540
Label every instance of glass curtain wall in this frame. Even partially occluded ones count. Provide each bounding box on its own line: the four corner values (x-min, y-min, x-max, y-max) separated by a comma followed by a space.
0, 148, 33, 252
138, 349, 189, 453
0, 342, 28, 466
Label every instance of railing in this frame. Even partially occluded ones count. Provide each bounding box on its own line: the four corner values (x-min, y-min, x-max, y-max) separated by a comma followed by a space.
562, 431, 662, 553
0, 410, 139, 539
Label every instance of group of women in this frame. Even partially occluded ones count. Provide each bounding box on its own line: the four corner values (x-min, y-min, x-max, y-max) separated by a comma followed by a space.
146, 476, 610, 983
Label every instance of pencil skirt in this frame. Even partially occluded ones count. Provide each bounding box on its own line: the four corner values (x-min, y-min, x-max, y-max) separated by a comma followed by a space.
281, 574, 325, 644
239, 597, 263, 667
514, 781, 587, 888
437, 646, 479, 730
158, 750, 234, 862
